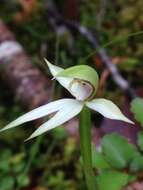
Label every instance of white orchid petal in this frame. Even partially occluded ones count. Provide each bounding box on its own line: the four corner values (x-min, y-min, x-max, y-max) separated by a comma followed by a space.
26, 99, 84, 140
45, 58, 73, 91
45, 59, 81, 97
86, 98, 134, 124
44, 58, 63, 76
1, 99, 75, 132
56, 76, 73, 91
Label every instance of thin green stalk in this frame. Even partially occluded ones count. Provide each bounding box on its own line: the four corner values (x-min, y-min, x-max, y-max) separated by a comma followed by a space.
82, 30, 143, 62
79, 106, 96, 190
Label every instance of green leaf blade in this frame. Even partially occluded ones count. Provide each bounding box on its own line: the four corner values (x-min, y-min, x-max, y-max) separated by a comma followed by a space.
130, 152, 143, 172
101, 133, 137, 169
137, 131, 143, 151
131, 97, 143, 127
96, 170, 132, 190
92, 148, 110, 169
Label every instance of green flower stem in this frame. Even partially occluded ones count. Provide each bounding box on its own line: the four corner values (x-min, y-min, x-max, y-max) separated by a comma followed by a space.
79, 106, 96, 190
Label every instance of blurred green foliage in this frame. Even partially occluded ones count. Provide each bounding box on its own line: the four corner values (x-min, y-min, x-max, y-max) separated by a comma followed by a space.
95, 170, 131, 190
92, 133, 143, 189
131, 97, 143, 127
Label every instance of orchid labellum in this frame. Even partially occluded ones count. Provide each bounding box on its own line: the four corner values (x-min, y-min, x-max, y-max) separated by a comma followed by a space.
0, 59, 133, 140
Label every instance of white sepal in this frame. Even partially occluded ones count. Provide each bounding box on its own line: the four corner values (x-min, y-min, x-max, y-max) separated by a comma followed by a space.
44, 58, 63, 76
26, 99, 84, 140
45, 58, 73, 92
86, 98, 134, 124
1, 99, 78, 132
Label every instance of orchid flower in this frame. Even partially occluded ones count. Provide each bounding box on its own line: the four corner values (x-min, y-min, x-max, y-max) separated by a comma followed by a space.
0, 59, 133, 140
1, 59, 134, 190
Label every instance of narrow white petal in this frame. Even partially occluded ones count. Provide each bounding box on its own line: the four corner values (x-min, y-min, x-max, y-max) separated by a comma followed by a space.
26, 99, 83, 140
44, 58, 63, 76
45, 58, 73, 92
86, 98, 134, 124
1, 99, 75, 132
56, 76, 73, 91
